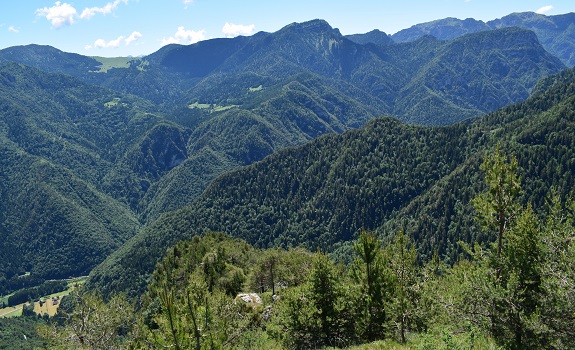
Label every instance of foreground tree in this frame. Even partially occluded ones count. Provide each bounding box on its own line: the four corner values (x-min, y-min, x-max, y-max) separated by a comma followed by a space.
39, 291, 134, 350
351, 229, 389, 341
385, 230, 424, 343
473, 143, 521, 261
467, 146, 546, 348
498, 205, 544, 348
534, 194, 575, 348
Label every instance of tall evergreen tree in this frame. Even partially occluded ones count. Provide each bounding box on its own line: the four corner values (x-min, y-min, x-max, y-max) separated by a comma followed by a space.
386, 230, 422, 343
352, 230, 388, 341
309, 253, 341, 347
500, 205, 544, 348
473, 143, 521, 261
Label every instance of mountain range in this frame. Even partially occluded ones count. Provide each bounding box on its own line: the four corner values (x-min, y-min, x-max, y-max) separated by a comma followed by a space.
387, 11, 575, 67
0, 12, 574, 297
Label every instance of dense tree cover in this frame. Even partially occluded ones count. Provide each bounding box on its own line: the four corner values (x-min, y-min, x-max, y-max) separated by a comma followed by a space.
0, 313, 49, 349
0, 20, 564, 128
382, 66, 575, 264
7, 280, 68, 307
0, 14, 571, 315
0, 63, 156, 292
90, 66, 575, 300
88, 116, 475, 298
39, 155, 575, 347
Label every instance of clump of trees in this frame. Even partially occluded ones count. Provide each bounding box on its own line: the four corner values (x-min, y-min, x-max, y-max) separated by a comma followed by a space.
35, 147, 574, 349
7, 280, 68, 306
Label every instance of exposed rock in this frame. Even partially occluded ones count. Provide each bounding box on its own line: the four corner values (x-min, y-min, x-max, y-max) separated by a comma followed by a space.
235, 293, 262, 304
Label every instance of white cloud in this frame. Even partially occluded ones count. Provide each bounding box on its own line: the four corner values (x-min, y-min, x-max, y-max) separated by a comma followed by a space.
36, 1, 77, 28
36, 0, 128, 28
535, 5, 554, 14
162, 26, 206, 45
8, 26, 19, 33
222, 22, 256, 38
93, 36, 125, 49
85, 44, 93, 50
80, 0, 128, 20
182, 0, 193, 4
125, 31, 142, 45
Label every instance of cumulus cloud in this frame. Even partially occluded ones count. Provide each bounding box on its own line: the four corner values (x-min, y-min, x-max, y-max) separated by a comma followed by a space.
36, 1, 128, 28
8, 26, 19, 33
162, 26, 206, 45
36, 1, 77, 28
222, 22, 256, 38
535, 5, 554, 14
125, 31, 142, 45
80, 0, 128, 19
93, 35, 125, 49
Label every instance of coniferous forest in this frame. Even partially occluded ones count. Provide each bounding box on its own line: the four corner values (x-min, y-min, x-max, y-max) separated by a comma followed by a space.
1, 11, 575, 350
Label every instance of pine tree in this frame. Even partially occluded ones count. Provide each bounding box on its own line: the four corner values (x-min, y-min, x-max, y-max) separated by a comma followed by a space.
386, 230, 421, 343
473, 143, 521, 262
352, 229, 388, 341
309, 252, 341, 347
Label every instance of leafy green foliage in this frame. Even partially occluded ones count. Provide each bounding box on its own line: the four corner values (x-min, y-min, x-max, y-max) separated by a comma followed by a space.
0, 22, 566, 285
45, 189, 575, 349
7, 280, 68, 307
39, 291, 135, 349
91, 67, 575, 303
0, 314, 48, 349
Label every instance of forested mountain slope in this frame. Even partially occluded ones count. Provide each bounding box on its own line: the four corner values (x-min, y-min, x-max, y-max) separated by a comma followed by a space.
380, 67, 575, 264
0, 21, 563, 223
96, 23, 565, 221
0, 62, 188, 293
88, 67, 575, 298
389, 11, 575, 66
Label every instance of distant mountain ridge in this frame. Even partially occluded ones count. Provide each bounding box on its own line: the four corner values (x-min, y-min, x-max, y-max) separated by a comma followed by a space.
385, 11, 575, 66
0, 19, 565, 126
345, 29, 394, 46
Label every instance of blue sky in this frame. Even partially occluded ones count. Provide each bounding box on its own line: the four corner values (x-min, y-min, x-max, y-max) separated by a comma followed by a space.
1, 0, 574, 57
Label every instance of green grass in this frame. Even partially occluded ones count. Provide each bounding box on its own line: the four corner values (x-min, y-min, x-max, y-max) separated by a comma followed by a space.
0, 276, 88, 318
213, 105, 237, 112
0, 293, 11, 306
249, 85, 263, 92
105, 98, 128, 108
188, 102, 212, 109
188, 102, 238, 112
1, 306, 23, 318
343, 340, 411, 349
91, 57, 140, 72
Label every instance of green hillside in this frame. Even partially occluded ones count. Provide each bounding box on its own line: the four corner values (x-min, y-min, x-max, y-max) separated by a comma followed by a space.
0, 63, 184, 294
89, 67, 575, 298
